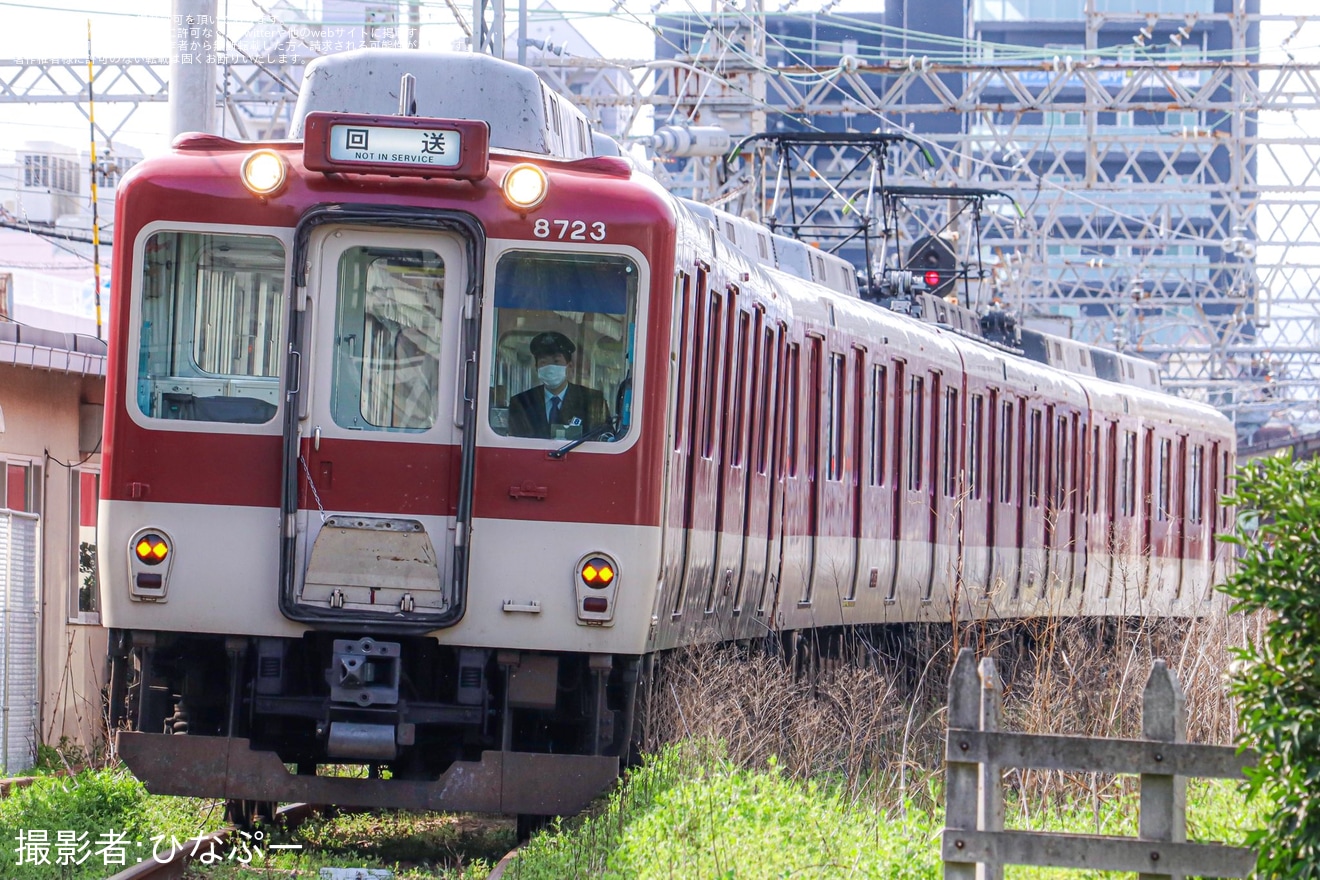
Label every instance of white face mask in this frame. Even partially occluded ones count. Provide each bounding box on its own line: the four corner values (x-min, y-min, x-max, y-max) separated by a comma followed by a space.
538, 364, 567, 388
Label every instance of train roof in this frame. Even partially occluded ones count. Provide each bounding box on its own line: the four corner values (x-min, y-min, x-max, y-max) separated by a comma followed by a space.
290, 50, 597, 160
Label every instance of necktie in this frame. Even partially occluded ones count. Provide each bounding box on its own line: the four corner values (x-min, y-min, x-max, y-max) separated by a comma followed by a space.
548, 395, 562, 425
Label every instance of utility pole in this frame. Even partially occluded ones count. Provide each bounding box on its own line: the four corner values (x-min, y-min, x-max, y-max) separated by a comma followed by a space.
169, 0, 218, 138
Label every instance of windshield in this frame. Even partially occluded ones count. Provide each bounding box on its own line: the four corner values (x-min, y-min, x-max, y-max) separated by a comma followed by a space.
487, 251, 638, 443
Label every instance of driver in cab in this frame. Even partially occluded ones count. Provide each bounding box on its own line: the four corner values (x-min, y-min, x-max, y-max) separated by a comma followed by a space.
507, 331, 609, 439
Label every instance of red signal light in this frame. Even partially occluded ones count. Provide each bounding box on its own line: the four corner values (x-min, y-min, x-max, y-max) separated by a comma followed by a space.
924, 270, 942, 288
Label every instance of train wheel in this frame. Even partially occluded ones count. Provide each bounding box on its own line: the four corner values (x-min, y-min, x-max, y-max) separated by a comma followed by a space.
516, 813, 553, 842
225, 799, 277, 830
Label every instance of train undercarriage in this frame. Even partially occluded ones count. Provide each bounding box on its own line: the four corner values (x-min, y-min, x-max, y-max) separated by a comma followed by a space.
107, 629, 640, 821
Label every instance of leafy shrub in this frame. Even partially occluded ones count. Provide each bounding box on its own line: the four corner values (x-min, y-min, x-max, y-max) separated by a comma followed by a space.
1220, 452, 1320, 878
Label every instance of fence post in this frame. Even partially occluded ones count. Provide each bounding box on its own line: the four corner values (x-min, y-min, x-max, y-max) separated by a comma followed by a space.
945, 648, 981, 880
978, 658, 1004, 880
1138, 658, 1187, 880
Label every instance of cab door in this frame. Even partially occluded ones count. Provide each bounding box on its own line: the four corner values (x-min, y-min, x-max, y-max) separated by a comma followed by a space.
281, 222, 475, 628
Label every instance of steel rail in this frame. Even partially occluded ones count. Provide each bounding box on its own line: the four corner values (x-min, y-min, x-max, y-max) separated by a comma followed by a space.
105, 803, 313, 880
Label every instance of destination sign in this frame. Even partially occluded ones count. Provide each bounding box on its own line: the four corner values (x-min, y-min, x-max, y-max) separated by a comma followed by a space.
328, 123, 463, 168
303, 112, 491, 181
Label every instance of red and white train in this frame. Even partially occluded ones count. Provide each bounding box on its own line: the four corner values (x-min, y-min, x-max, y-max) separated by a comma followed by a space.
100, 50, 1235, 821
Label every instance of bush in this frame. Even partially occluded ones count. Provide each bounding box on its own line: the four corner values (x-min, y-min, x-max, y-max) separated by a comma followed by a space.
1220, 453, 1320, 878
0, 768, 214, 879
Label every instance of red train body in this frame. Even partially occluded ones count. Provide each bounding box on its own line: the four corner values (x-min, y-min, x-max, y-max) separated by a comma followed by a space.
99, 50, 1235, 820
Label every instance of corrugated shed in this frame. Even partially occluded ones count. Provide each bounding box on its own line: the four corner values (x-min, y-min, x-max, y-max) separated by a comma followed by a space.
0, 511, 39, 773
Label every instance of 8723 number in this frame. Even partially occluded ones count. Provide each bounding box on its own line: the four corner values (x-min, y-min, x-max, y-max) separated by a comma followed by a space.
533, 219, 606, 241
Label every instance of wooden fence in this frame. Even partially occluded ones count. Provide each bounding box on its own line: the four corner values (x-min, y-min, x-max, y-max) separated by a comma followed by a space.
942, 648, 1257, 879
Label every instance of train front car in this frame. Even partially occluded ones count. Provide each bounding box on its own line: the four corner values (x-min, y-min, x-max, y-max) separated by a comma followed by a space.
99, 51, 672, 820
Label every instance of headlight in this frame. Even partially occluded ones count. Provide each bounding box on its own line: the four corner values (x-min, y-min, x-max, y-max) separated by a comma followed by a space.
241, 149, 288, 196
501, 163, 548, 210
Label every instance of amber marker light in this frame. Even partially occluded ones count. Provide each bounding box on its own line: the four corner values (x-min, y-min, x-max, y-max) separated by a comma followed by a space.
241, 149, 288, 196
501, 163, 548, 210
580, 557, 616, 589
134, 533, 170, 566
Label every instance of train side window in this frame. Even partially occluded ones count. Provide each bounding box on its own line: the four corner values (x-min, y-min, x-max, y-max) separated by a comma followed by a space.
870, 364, 888, 487
1091, 424, 1102, 513
807, 339, 824, 480
702, 292, 725, 458
1055, 415, 1068, 509
488, 250, 639, 443
1157, 437, 1172, 521
331, 246, 445, 432
1027, 409, 1041, 507
999, 400, 1014, 504
137, 231, 286, 424
671, 272, 692, 452
969, 393, 983, 500
786, 343, 801, 477
907, 375, 924, 491
1121, 430, 1138, 516
1189, 444, 1204, 524
756, 324, 774, 475
731, 310, 751, 467
892, 361, 906, 489
943, 387, 958, 497
827, 352, 846, 481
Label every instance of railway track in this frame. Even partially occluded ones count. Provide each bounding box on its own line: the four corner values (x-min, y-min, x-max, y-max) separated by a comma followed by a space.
104, 803, 314, 880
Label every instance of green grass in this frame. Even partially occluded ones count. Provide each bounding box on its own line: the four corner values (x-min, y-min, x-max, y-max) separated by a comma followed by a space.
0, 766, 219, 879
505, 743, 1264, 880
0, 746, 1263, 878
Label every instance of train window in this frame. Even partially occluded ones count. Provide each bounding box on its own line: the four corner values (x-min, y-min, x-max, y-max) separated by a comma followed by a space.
870, 364, 888, 487
999, 400, 1014, 504
671, 273, 692, 452
1091, 424, 1102, 514
756, 325, 774, 475
907, 375, 924, 492
786, 344, 801, 477
136, 231, 285, 423
488, 251, 638, 443
943, 388, 958, 497
330, 246, 444, 432
1189, 444, 1204, 523
827, 353, 845, 481
731, 311, 751, 467
1027, 409, 1041, 507
968, 394, 983, 500
1157, 438, 1172, 521
1055, 416, 1068, 509
1121, 430, 1138, 516
702, 292, 725, 458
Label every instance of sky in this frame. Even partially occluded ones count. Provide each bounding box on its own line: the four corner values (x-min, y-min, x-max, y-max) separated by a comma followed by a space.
0, 0, 878, 159
0, 1, 1315, 158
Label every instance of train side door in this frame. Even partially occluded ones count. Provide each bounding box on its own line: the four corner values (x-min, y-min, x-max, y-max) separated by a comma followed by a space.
283, 225, 472, 627
673, 282, 724, 619
989, 397, 1022, 605
733, 312, 774, 620
708, 302, 752, 615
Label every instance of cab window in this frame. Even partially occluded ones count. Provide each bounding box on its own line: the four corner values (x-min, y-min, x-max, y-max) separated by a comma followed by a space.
488, 251, 638, 443
329, 246, 444, 432
137, 231, 285, 423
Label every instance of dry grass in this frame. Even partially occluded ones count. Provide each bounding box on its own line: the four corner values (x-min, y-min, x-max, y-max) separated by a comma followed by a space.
640, 613, 1255, 808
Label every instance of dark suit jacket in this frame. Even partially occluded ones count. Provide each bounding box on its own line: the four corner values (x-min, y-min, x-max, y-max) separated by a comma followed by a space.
507, 383, 609, 439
